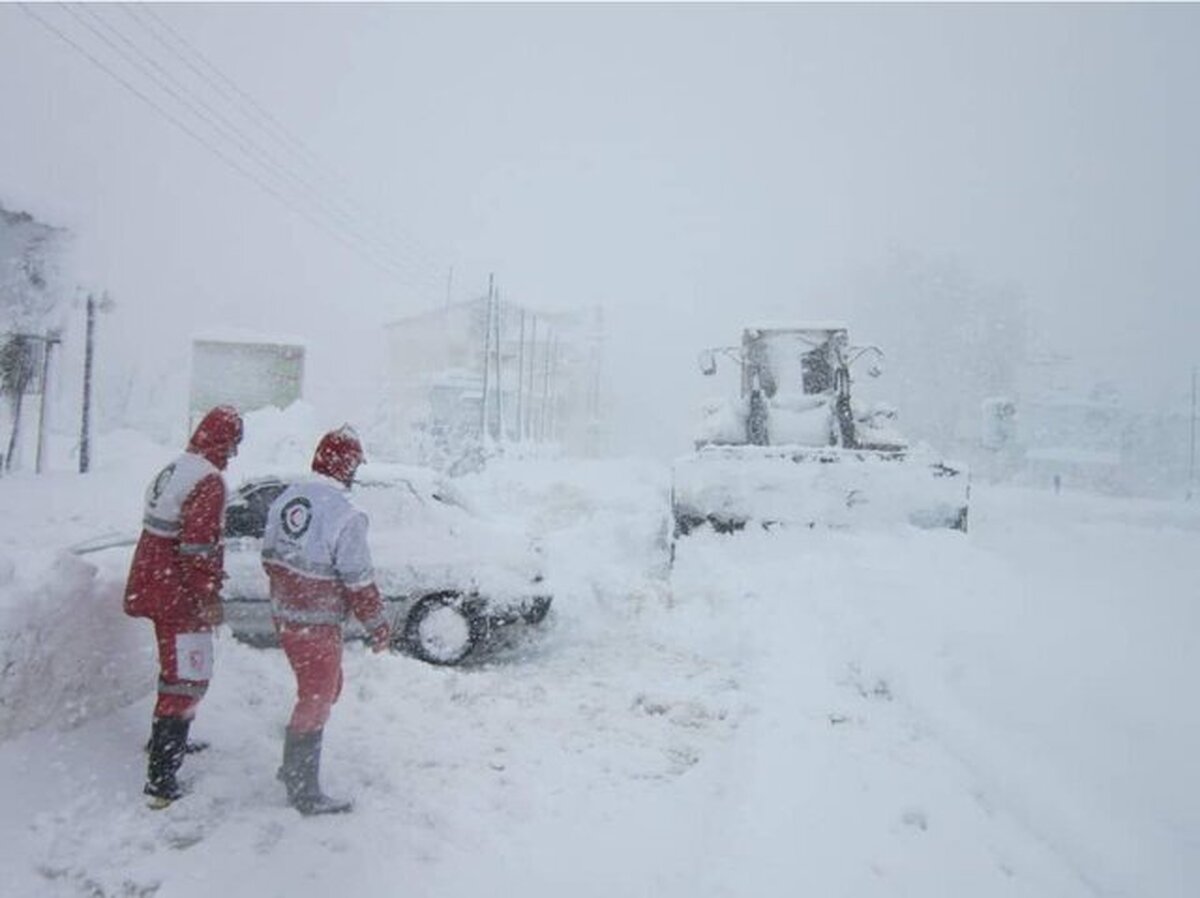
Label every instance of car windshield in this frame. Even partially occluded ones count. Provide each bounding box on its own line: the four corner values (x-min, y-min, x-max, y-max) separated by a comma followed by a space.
225, 479, 287, 539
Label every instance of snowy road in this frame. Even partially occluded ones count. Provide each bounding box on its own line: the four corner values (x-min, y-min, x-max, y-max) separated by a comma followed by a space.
1, 457, 1198, 897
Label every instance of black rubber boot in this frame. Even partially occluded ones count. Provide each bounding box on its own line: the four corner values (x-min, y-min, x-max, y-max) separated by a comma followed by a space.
144, 717, 189, 807
144, 736, 209, 755
280, 728, 353, 816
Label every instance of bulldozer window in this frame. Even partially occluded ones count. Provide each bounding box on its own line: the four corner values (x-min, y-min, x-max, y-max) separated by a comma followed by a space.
801, 347, 834, 394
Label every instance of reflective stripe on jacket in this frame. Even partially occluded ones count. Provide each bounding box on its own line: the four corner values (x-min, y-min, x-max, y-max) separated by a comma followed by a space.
261, 475, 384, 630
123, 451, 227, 624
142, 453, 220, 537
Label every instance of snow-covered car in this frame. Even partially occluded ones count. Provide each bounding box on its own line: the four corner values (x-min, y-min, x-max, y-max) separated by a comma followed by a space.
220, 464, 552, 665
73, 463, 552, 666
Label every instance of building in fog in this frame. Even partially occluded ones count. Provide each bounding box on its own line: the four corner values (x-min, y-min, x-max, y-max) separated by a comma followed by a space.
383, 294, 605, 468
1007, 352, 1195, 498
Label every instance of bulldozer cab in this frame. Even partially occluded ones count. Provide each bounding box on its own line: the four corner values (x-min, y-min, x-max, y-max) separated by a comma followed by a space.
739, 326, 850, 400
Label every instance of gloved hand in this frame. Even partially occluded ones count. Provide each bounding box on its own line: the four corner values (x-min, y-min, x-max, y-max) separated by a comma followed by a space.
368, 622, 391, 654
199, 599, 224, 627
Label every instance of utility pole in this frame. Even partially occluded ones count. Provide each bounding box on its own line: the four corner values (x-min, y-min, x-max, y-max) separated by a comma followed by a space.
79, 293, 96, 473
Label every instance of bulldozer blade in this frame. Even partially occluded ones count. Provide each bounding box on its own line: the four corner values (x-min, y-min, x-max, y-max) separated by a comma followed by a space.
671, 444, 969, 537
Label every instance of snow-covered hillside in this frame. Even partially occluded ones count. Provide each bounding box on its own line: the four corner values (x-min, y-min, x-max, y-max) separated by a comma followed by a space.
1, 426, 1198, 897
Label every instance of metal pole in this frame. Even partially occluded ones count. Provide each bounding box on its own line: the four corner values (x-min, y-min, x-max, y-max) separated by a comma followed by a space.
493, 289, 504, 442
527, 316, 538, 440
540, 331, 553, 441
547, 335, 560, 441
479, 275, 494, 441
80, 294, 96, 473
35, 333, 58, 474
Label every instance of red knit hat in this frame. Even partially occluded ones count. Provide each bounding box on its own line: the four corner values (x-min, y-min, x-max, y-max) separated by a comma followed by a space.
312, 425, 365, 486
188, 405, 243, 470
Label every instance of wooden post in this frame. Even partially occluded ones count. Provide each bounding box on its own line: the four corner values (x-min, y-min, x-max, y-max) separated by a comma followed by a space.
80, 294, 96, 473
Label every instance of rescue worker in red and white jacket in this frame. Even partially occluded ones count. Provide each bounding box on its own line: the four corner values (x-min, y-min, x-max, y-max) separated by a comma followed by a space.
261, 425, 391, 815
123, 405, 243, 807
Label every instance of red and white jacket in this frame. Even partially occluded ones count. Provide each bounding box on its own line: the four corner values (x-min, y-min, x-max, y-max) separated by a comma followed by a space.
260, 474, 387, 632
123, 451, 226, 626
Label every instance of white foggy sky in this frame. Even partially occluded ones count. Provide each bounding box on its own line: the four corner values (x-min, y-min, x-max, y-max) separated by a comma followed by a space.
1, 3, 1198, 453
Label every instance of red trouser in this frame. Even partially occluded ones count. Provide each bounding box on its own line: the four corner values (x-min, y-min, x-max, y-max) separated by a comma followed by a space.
279, 623, 344, 733
152, 621, 214, 720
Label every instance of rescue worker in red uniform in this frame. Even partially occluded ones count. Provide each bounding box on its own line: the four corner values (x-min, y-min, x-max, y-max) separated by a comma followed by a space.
261, 426, 391, 815
123, 405, 243, 807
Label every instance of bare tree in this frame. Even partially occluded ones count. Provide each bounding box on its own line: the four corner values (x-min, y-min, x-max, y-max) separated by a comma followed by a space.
1, 204, 69, 471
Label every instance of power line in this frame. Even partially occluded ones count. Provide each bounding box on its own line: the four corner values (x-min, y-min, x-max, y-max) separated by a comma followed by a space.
134, 4, 347, 185
115, 2, 448, 288
127, 1, 441, 268
59, 1, 437, 289
17, 2, 445, 293
119, 2, 453, 289
23, 1, 409, 284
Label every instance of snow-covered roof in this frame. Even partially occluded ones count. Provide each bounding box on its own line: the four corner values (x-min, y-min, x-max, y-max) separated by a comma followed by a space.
192, 329, 308, 348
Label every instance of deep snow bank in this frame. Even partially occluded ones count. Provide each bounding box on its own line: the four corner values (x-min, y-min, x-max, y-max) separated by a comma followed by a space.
0, 442, 162, 742
0, 550, 151, 741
